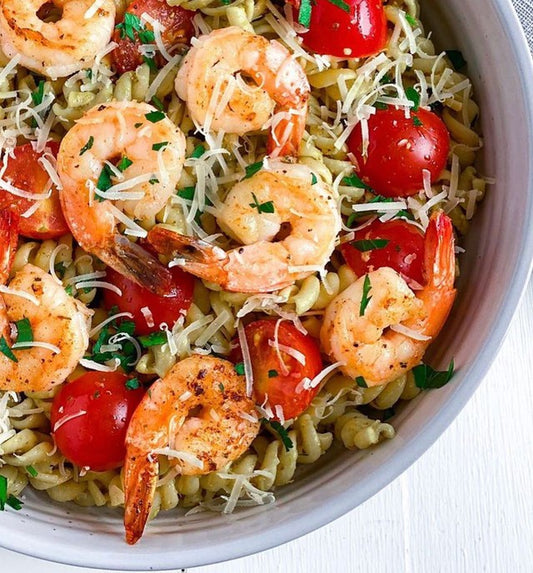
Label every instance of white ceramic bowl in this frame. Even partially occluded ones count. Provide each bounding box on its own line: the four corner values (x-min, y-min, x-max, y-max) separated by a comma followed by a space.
2, 1, 533, 569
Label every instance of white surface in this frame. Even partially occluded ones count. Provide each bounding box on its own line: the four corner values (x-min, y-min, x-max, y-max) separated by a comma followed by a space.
2, 279, 532, 573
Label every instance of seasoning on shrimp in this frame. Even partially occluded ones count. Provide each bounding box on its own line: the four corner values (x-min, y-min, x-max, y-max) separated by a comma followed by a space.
0, 0, 116, 79
175, 26, 311, 157
57, 101, 187, 296
123, 355, 259, 544
147, 161, 341, 293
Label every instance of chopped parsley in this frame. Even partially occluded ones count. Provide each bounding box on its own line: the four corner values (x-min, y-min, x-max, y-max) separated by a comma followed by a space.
234, 362, 245, 376
84, 320, 138, 372
342, 173, 372, 190
327, 0, 350, 13
413, 115, 424, 127
445, 50, 467, 71
79, 136, 94, 156
149, 177, 159, 184
152, 141, 168, 151
134, 122, 143, 128
143, 56, 158, 72
25, 465, 38, 478
352, 238, 390, 252
138, 28, 155, 44
374, 101, 388, 110
85, 68, 93, 80
95, 163, 114, 200
413, 359, 455, 389
405, 13, 418, 27
145, 110, 165, 123
394, 209, 415, 221
245, 161, 263, 179
115, 12, 148, 42
380, 73, 393, 85
355, 376, 368, 388
311, 173, 318, 185
31, 80, 45, 107
15, 318, 33, 344
0, 337, 17, 363
218, 382, 225, 392
125, 377, 140, 390
297, 0, 312, 27
117, 156, 133, 172
177, 187, 195, 200
138, 331, 167, 348
359, 274, 372, 316
190, 144, 205, 159
151, 96, 164, 111
268, 369, 278, 378
0, 476, 23, 511
261, 418, 293, 451
249, 192, 275, 214
405, 86, 421, 112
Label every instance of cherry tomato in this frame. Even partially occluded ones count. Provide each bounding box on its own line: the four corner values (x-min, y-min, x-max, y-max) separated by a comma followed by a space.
348, 107, 450, 197
0, 142, 69, 239
231, 319, 323, 420
340, 219, 425, 285
290, 0, 387, 58
50, 372, 145, 471
103, 265, 195, 335
112, 0, 196, 74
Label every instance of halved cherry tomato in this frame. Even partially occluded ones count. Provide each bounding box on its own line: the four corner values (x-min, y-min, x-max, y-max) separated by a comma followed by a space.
340, 219, 425, 285
289, 0, 387, 58
112, 0, 196, 74
50, 372, 145, 471
231, 319, 323, 421
0, 142, 69, 239
347, 107, 450, 197
103, 265, 195, 336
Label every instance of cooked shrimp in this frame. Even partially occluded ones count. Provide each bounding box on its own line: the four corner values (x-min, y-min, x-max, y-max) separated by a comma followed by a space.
175, 26, 310, 157
0, 211, 92, 393
321, 212, 456, 386
147, 161, 341, 293
124, 355, 259, 544
0, 0, 116, 79
57, 101, 187, 295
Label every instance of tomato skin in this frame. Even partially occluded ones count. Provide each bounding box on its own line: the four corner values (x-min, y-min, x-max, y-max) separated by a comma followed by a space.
103, 265, 195, 335
340, 219, 425, 285
347, 108, 450, 197
50, 372, 145, 471
112, 0, 196, 74
291, 0, 387, 58
231, 319, 323, 421
0, 142, 69, 239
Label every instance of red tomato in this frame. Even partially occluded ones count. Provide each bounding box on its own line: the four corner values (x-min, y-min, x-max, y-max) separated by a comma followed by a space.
103, 265, 195, 335
231, 319, 323, 420
340, 219, 425, 286
50, 372, 145, 471
112, 0, 196, 74
290, 0, 387, 58
0, 142, 69, 239
0, 209, 19, 281
348, 107, 450, 197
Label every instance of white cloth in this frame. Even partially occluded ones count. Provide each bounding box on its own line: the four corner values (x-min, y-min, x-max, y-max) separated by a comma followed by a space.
513, 0, 533, 47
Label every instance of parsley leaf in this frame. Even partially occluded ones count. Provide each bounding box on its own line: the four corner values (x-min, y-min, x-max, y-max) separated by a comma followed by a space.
117, 156, 133, 172
138, 331, 167, 348
234, 362, 245, 376
190, 144, 205, 159
125, 377, 140, 390
138, 28, 155, 44
218, 382, 225, 392
15, 318, 33, 344
268, 369, 278, 378
342, 173, 372, 190
31, 80, 45, 106
26, 465, 38, 478
405, 87, 421, 112
143, 55, 158, 72
311, 173, 318, 185
413, 115, 424, 127
95, 163, 114, 201
115, 12, 143, 41
359, 274, 372, 316
245, 161, 263, 179
355, 376, 368, 388
0, 476, 23, 511
6, 495, 23, 511
413, 360, 455, 389
0, 337, 17, 363
145, 110, 165, 123
327, 0, 350, 12
405, 13, 418, 27
151, 96, 164, 111
249, 192, 275, 214
79, 136, 94, 156
352, 238, 390, 252
445, 50, 467, 71
152, 141, 168, 151
177, 187, 195, 200
298, 0, 312, 27
261, 419, 293, 451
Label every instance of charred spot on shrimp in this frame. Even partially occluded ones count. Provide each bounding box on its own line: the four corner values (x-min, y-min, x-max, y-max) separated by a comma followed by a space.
36, 2, 63, 23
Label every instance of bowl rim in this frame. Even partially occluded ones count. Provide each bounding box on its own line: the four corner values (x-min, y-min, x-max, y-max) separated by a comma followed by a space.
3, 0, 533, 569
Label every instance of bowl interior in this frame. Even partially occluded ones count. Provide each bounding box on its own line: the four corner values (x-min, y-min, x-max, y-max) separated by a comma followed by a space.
1, 1, 533, 570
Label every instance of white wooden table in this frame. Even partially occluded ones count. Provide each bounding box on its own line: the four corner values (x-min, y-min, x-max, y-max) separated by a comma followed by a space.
2, 279, 532, 573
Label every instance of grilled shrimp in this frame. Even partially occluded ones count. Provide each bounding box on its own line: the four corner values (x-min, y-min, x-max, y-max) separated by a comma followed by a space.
175, 26, 310, 157
124, 355, 259, 544
147, 161, 341, 293
0, 0, 116, 79
0, 211, 92, 393
57, 101, 187, 295
321, 212, 456, 386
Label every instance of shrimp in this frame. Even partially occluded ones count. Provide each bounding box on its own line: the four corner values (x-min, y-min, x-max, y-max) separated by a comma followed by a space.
0, 0, 116, 79
320, 212, 456, 387
57, 101, 187, 295
0, 211, 92, 393
124, 355, 259, 544
175, 26, 310, 157
147, 161, 341, 293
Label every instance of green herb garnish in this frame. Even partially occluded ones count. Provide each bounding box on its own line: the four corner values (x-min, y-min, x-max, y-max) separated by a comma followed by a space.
152, 141, 168, 151
352, 239, 390, 252
15, 318, 33, 344
413, 360, 455, 389
151, 96, 164, 111
297, 0, 312, 27
145, 110, 165, 123
327, 0, 350, 12
190, 144, 205, 159
268, 369, 278, 378
234, 362, 245, 376
405, 13, 418, 27
25, 465, 38, 478
31, 80, 45, 107
342, 173, 372, 190
117, 156, 133, 172
245, 161, 263, 179
355, 376, 368, 388
405, 86, 421, 112
249, 192, 275, 214
143, 56, 158, 72
0, 476, 23, 511
218, 382, 225, 392
138, 331, 167, 348
359, 274, 372, 316
311, 173, 318, 185
0, 337, 17, 363
177, 187, 195, 200
262, 419, 293, 451
413, 115, 423, 127
125, 378, 140, 390
79, 136, 94, 156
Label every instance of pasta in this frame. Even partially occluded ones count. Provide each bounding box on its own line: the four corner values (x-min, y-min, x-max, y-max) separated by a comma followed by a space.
0, 0, 488, 537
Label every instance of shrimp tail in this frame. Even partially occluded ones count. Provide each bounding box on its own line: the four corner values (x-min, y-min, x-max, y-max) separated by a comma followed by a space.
123, 450, 159, 545
110, 234, 174, 296
424, 211, 456, 290
147, 226, 229, 285
0, 209, 19, 283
